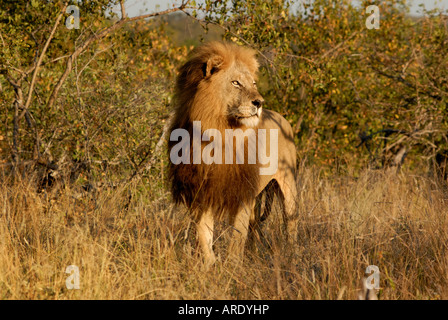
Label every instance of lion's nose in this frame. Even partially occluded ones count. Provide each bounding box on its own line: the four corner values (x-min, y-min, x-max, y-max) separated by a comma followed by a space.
252, 99, 264, 108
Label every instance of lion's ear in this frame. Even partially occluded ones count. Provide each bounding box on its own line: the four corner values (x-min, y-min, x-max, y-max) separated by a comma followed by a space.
203, 55, 224, 78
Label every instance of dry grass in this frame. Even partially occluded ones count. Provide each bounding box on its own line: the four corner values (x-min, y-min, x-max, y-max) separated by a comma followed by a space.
1, 166, 448, 300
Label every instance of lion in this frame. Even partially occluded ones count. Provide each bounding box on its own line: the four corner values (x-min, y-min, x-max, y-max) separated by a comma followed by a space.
168, 41, 298, 266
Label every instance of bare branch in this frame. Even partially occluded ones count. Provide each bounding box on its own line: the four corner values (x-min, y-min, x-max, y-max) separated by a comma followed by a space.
19, 2, 69, 121
46, 1, 191, 111
127, 115, 173, 184
126, 2, 191, 22
119, 0, 126, 19
319, 31, 360, 62
284, 53, 317, 66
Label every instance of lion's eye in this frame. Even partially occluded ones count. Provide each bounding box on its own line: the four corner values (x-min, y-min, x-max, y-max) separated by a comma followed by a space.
253, 82, 257, 87
231, 80, 241, 87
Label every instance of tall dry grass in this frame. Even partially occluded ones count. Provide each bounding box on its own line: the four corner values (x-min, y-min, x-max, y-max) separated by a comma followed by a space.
0, 166, 447, 299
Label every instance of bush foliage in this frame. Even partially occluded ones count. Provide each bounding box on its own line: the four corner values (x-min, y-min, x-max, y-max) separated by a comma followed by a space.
1, 0, 447, 179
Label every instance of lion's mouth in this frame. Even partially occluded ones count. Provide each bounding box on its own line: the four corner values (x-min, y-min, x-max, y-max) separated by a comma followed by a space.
235, 114, 258, 120
234, 108, 262, 127
234, 106, 262, 119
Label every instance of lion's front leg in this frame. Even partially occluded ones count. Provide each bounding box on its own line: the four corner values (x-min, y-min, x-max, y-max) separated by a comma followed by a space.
228, 201, 254, 262
196, 209, 216, 267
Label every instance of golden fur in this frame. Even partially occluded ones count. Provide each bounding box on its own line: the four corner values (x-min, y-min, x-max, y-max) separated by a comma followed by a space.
169, 42, 262, 219
168, 42, 298, 266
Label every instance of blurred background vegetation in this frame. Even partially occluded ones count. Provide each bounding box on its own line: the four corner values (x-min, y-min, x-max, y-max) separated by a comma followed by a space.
1, 0, 447, 188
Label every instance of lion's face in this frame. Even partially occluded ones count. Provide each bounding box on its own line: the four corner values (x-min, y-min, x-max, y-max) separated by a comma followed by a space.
218, 61, 264, 128
175, 42, 264, 130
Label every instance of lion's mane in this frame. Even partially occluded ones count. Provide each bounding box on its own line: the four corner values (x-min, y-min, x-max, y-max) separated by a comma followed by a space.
168, 42, 260, 219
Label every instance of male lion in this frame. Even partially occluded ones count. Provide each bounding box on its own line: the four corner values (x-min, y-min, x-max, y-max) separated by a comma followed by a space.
168, 42, 298, 266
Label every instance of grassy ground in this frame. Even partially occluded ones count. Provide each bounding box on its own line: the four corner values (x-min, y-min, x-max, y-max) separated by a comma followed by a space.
0, 165, 447, 299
